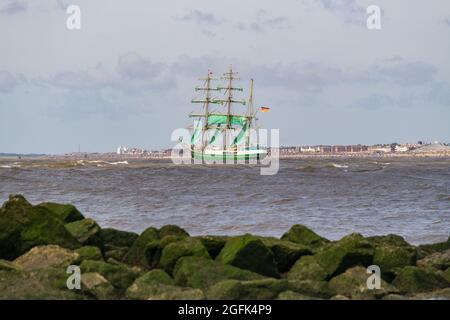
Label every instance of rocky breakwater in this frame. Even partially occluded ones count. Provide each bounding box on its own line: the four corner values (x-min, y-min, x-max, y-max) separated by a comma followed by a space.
0, 195, 449, 300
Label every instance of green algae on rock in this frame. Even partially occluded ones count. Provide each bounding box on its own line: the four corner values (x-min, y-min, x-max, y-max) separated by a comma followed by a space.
281, 224, 328, 248
173, 256, 264, 289
217, 234, 279, 278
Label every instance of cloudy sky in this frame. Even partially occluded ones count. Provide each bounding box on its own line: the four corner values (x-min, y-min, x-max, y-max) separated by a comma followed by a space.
0, 0, 449, 154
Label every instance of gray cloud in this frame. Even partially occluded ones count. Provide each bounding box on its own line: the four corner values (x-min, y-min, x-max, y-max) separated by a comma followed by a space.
177, 10, 224, 26
236, 10, 290, 33
0, 0, 27, 15
0, 70, 23, 92
319, 0, 366, 24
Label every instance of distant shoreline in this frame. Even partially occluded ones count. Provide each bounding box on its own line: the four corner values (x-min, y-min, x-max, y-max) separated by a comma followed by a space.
1, 152, 450, 162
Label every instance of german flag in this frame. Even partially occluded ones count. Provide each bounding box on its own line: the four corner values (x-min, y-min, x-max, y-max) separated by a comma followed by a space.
260, 106, 270, 112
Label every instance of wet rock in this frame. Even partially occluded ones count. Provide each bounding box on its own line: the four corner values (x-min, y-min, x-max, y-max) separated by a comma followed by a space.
277, 291, 317, 300
0, 195, 80, 260
173, 256, 264, 289
75, 246, 103, 262
281, 224, 328, 248
207, 278, 288, 300
158, 225, 189, 239
314, 233, 374, 279
80, 259, 140, 290
373, 245, 417, 280
144, 236, 183, 269
81, 272, 117, 300
14, 245, 79, 270
159, 238, 211, 274
195, 235, 229, 259
105, 248, 129, 262
367, 234, 412, 248
65, 219, 103, 249
217, 234, 279, 278
287, 255, 329, 282
328, 266, 398, 299
124, 227, 159, 267
125, 270, 204, 300
417, 237, 450, 258
100, 228, 138, 249
257, 237, 312, 273
287, 280, 334, 299
417, 249, 450, 271
392, 266, 449, 294
36, 202, 84, 223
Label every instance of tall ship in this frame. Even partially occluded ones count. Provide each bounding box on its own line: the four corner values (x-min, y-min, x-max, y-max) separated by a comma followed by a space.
188, 66, 267, 162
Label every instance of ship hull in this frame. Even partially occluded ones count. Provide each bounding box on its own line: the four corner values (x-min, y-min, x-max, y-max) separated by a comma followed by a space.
191, 149, 267, 162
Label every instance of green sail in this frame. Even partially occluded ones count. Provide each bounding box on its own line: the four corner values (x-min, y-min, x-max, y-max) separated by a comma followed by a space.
207, 114, 247, 126
209, 124, 222, 144
232, 121, 249, 146
191, 122, 202, 144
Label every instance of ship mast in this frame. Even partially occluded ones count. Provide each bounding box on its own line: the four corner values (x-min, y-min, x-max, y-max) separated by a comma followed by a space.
192, 70, 219, 150
216, 65, 246, 150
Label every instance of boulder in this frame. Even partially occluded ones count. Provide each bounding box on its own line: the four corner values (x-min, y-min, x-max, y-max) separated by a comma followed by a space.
373, 245, 417, 280
75, 246, 103, 262
281, 224, 328, 248
124, 227, 159, 267
216, 234, 279, 278
328, 266, 398, 299
159, 238, 211, 273
277, 291, 317, 300
287, 280, 334, 299
14, 245, 79, 270
443, 267, 450, 283
0, 267, 87, 299
417, 249, 450, 271
195, 235, 229, 258
65, 219, 103, 248
105, 248, 129, 262
366, 234, 412, 247
173, 256, 264, 289
100, 228, 138, 249
410, 288, 450, 300
0, 195, 81, 260
257, 237, 312, 273
35, 202, 84, 223
207, 278, 289, 300
143, 235, 182, 269
158, 225, 189, 239
417, 237, 450, 258
0, 259, 21, 271
314, 233, 374, 279
287, 255, 329, 281
80, 259, 140, 290
81, 272, 117, 300
125, 270, 204, 300
392, 266, 449, 294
